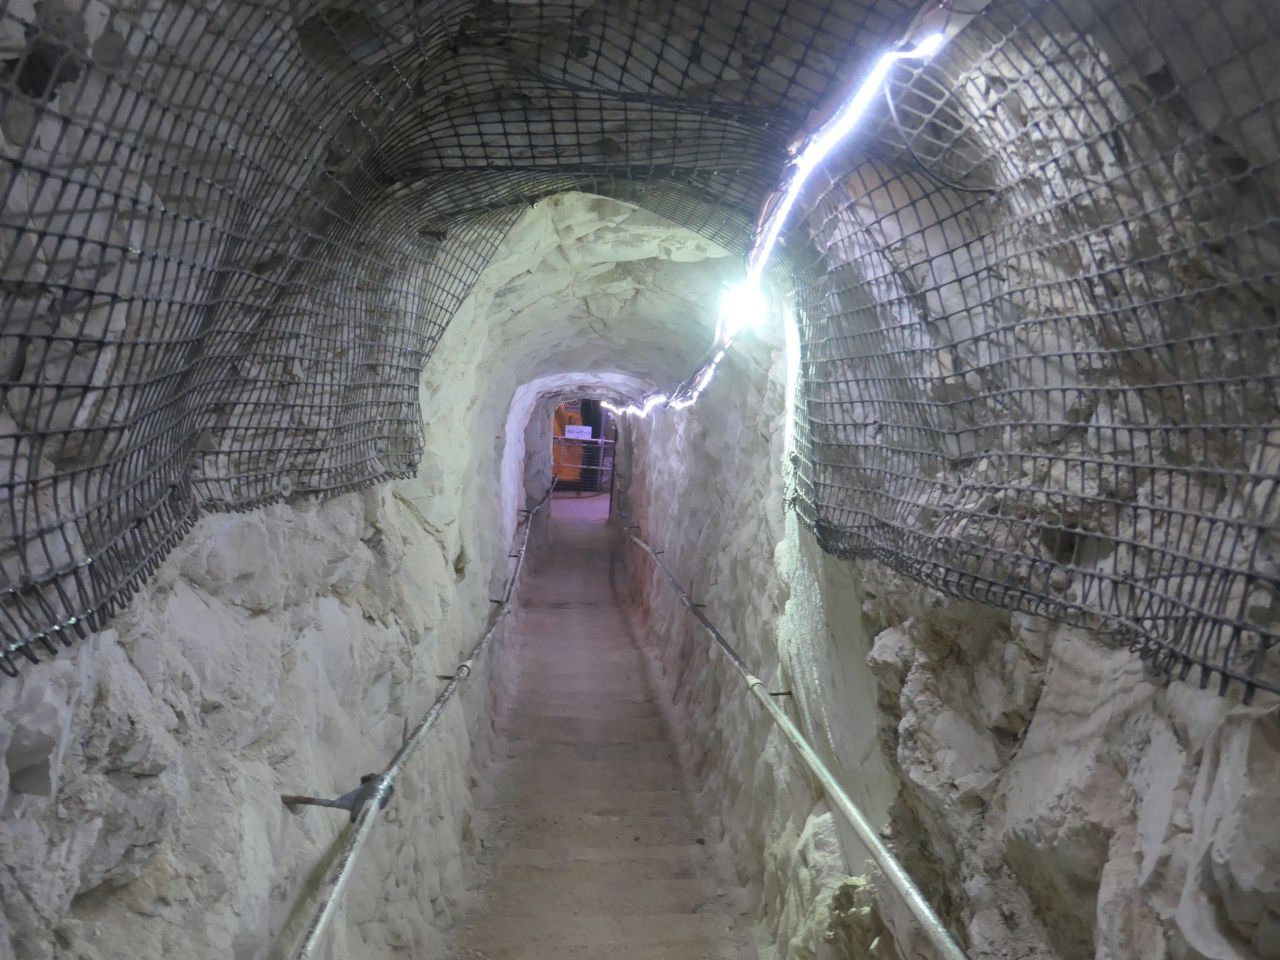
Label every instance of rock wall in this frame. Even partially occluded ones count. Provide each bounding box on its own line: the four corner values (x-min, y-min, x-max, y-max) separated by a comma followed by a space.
0, 486, 501, 960
615, 325, 900, 960
2, 4, 1275, 954
1, 0, 788, 673
792, 6, 1280, 957
621, 325, 1278, 960
795, 0, 1280, 695
861, 565, 1280, 960
0, 192, 741, 960
618, 153, 1278, 960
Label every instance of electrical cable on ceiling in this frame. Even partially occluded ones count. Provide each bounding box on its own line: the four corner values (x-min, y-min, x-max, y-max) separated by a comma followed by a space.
883, 76, 997, 194
1, 0, 1275, 698
626, 26, 951, 413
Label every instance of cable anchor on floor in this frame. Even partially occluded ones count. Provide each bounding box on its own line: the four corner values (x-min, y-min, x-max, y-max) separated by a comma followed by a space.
281, 774, 394, 822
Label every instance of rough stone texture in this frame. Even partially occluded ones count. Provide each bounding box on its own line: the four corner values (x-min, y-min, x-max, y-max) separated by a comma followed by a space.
797, 0, 1280, 693
2, 10, 1277, 952
780, 5, 1280, 955
0, 487, 493, 960
7, 0, 899, 664
615, 328, 900, 960
0, 193, 741, 960
405, 191, 737, 611
857, 562, 1280, 960
618, 304, 1279, 960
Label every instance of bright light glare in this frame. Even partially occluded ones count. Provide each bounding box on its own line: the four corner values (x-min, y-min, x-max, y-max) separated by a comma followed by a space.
717, 281, 770, 343
606, 30, 947, 418
746, 31, 947, 286
603, 393, 668, 417
911, 31, 945, 58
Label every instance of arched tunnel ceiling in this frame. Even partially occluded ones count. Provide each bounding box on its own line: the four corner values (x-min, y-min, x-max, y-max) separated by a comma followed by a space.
402, 193, 738, 540
416, 193, 738, 410
350, 0, 911, 227
2, 0, 890, 670
1, 0, 1279, 699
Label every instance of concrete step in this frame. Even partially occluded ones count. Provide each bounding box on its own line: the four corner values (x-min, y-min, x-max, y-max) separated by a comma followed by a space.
502, 715, 669, 743
504, 694, 662, 720
516, 621, 629, 632
495, 738, 676, 763
512, 634, 638, 649
514, 686, 654, 703
480, 876, 724, 917
499, 844, 720, 870
447, 942, 745, 960
475, 811, 708, 850
485, 848, 707, 883
485, 756, 684, 792
460, 913, 741, 952
517, 606, 627, 620
473, 785, 691, 819
515, 660, 647, 677
517, 666, 650, 686
445, 518, 746, 960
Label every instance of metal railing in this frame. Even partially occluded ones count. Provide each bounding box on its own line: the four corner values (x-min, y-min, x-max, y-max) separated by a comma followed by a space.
623, 520, 970, 960
272, 484, 964, 960
273, 484, 554, 960
551, 436, 614, 492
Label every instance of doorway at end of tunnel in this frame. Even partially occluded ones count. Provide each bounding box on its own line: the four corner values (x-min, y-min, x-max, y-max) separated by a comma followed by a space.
551, 398, 615, 523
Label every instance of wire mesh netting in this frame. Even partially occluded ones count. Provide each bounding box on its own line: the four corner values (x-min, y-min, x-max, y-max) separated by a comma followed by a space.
0, 0, 1276, 697
0, 0, 905, 673
790, 0, 1280, 698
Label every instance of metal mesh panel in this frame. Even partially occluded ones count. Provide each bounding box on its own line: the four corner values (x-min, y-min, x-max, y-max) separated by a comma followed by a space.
2, 0, 1276, 699
791, 0, 1280, 698
0, 0, 905, 673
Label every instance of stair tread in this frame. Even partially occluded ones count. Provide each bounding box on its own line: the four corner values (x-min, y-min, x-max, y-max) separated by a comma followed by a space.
478, 877, 728, 916
494, 739, 675, 761
447, 944, 746, 960
462, 912, 741, 950
500, 843, 720, 868
501, 716, 670, 742
476, 812, 708, 850
446, 520, 746, 960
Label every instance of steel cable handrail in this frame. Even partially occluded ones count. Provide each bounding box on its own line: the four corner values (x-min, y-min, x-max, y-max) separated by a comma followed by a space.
624, 524, 970, 960
275, 482, 556, 960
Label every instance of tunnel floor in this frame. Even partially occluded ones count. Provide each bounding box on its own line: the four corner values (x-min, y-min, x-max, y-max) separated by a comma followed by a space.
444, 501, 752, 959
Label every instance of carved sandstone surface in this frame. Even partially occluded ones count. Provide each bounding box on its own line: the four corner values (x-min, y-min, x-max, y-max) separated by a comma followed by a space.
1, 3, 1277, 957
0, 488, 486, 960
0, 193, 738, 960
616, 332, 905, 960
864, 573, 1280, 960
620, 325, 1279, 960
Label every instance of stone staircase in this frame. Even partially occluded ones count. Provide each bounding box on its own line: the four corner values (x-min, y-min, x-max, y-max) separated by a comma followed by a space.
445, 506, 752, 960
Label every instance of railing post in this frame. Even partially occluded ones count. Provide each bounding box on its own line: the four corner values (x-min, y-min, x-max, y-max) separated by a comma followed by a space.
623, 526, 970, 960
276, 484, 556, 960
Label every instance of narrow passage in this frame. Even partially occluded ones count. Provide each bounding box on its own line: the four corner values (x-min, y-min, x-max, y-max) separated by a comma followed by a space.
446, 493, 752, 960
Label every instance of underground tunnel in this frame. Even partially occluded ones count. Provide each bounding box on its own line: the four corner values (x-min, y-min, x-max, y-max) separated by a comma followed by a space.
0, 1, 1278, 959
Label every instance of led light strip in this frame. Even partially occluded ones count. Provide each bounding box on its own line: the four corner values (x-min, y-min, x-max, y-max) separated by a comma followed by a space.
602, 393, 669, 417
742, 31, 944, 295
610, 29, 947, 416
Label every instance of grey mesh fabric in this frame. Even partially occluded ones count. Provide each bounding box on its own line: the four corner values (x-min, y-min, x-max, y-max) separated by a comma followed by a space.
0, 0, 1276, 696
